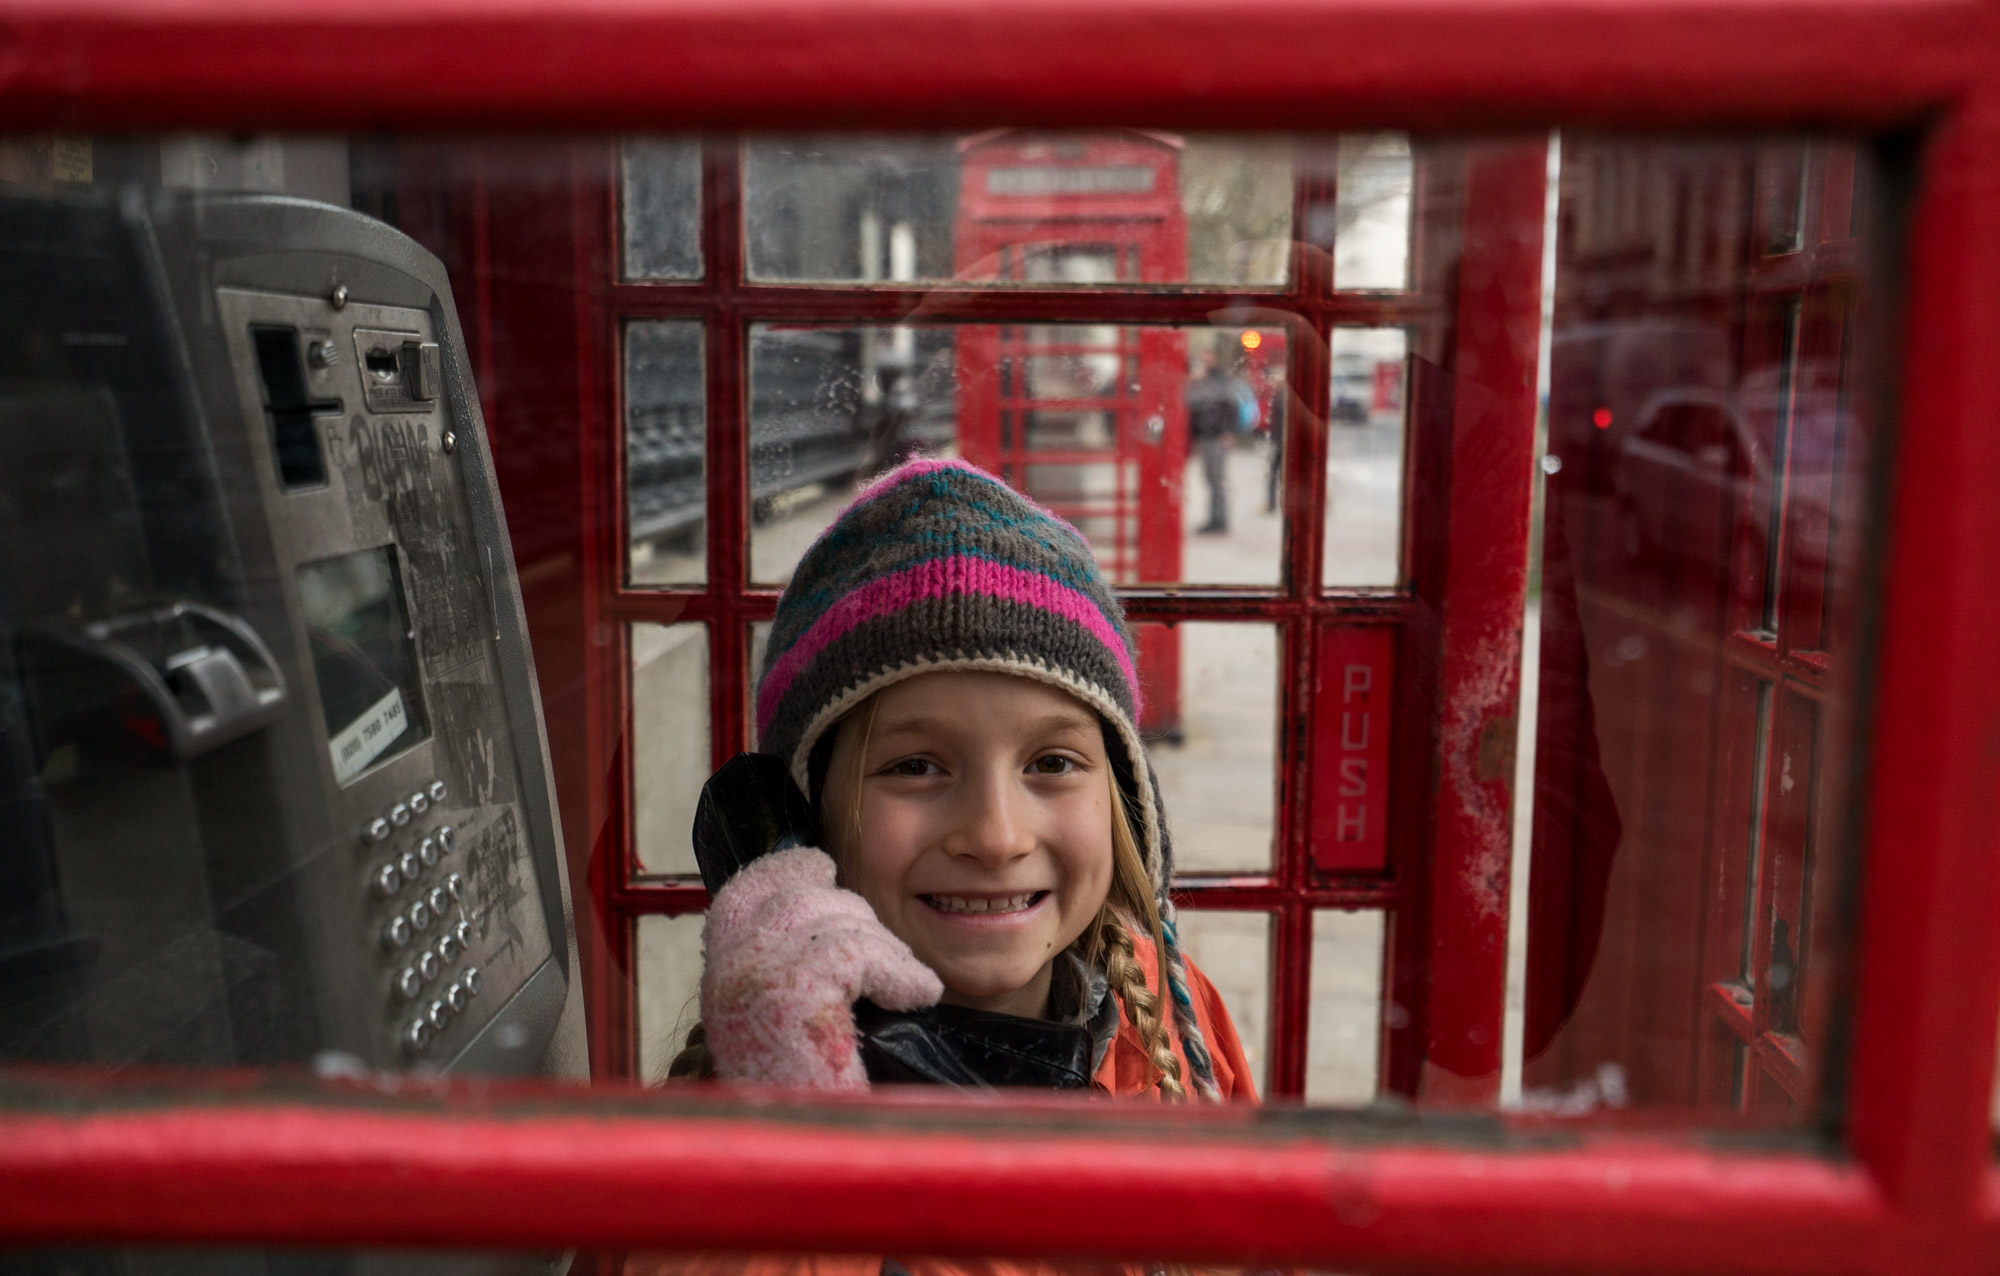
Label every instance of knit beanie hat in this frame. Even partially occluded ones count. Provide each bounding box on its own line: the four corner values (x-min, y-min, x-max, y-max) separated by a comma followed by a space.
753, 457, 1219, 1098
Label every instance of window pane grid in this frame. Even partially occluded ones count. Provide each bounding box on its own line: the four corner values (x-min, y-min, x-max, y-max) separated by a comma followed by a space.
603, 137, 1439, 1096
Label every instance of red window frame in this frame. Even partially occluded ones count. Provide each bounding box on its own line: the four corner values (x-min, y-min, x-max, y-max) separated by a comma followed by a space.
3, 4, 2000, 1275
570, 138, 1542, 1102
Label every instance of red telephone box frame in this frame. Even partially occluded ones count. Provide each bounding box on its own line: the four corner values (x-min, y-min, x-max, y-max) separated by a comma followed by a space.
2, 4, 1999, 1276
951, 128, 1191, 735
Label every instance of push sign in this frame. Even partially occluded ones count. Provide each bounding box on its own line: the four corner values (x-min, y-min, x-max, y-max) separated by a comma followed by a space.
1312, 627, 1395, 873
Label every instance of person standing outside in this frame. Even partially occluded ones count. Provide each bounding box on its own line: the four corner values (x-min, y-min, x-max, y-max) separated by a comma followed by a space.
1185, 350, 1241, 535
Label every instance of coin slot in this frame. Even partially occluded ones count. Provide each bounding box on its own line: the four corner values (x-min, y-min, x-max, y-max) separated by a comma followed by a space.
251, 325, 338, 488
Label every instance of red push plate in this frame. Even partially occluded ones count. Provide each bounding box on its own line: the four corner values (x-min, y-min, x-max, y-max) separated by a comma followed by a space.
1311, 626, 1396, 873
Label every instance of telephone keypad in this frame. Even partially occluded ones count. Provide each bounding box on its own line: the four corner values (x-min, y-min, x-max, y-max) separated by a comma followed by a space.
373, 782, 484, 1059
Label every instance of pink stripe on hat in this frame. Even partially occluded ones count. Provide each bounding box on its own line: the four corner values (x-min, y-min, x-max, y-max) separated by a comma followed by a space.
755, 553, 1140, 737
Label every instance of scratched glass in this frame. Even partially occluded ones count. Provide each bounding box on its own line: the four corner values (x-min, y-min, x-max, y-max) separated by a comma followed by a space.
626, 320, 708, 587
621, 137, 704, 281
1324, 326, 1409, 588
1131, 621, 1279, 875
631, 622, 710, 878
1522, 138, 1876, 1123
0, 131, 1893, 1137
745, 323, 1288, 589
745, 133, 1296, 288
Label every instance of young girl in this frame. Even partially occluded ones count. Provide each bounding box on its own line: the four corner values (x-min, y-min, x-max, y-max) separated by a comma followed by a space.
672, 458, 1254, 1103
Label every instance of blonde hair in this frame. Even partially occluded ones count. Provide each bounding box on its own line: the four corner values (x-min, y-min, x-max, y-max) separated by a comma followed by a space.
671, 693, 1186, 1100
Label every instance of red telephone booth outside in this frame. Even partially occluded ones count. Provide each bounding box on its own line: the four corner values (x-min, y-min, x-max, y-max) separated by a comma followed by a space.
953, 129, 1192, 736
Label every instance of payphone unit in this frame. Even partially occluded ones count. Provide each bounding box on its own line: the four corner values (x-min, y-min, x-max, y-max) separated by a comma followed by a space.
0, 183, 577, 1078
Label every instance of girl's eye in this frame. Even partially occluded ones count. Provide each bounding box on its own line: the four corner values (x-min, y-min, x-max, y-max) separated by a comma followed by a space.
884, 757, 938, 778
1030, 754, 1078, 775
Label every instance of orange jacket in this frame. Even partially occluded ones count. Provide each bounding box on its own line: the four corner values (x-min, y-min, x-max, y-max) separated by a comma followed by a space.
633, 935, 1256, 1276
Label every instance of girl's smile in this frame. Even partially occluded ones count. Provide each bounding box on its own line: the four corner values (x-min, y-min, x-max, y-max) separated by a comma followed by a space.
822, 671, 1117, 1020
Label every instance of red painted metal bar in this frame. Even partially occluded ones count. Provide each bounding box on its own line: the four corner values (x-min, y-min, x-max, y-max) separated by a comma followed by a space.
1844, 87, 2000, 1227
1414, 141, 1548, 1102
574, 141, 638, 1080
0, 1079, 1900, 1273
598, 282, 1439, 328
0, 0, 1975, 132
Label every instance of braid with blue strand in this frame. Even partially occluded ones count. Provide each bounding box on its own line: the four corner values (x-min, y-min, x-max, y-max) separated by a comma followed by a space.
1158, 913, 1221, 1100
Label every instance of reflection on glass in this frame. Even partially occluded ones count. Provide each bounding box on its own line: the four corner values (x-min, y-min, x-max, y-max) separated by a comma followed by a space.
622, 138, 703, 280
638, 913, 705, 1083
627, 321, 706, 586
1136, 622, 1277, 873
1173, 910, 1271, 1096
1524, 139, 1873, 1123
1324, 327, 1407, 587
1332, 134, 1413, 290
745, 133, 1294, 287
748, 324, 1285, 588
1308, 909, 1385, 1106
632, 623, 709, 876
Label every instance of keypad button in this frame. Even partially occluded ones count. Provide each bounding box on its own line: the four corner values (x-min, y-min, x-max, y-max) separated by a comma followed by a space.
453, 920, 473, 950
410, 791, 430, 815
436, 825, 454, 853
391, 803, 411, 827
418, 950, 441, 982
365, 818, 393, 845
372, 864, 402, 899
446, 982, 470, 1013
427, 886, 450, 916
398, 851, 421, 881
438, 933, 462, 964
382, 915, 413, 951
409, 901, 434, 932
462, 966, 481, 997
426, 1000, 450, 1031
445, 872, 465, 901
428, 781, 447, 802
396, 967, 423, 1001
418, 837, 440, 868
403, 1019, 433, 1054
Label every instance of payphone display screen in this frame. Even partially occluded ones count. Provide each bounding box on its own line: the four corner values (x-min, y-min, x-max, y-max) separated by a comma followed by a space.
297, 546, 430, 784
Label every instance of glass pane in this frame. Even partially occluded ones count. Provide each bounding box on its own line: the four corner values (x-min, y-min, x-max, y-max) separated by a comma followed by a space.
632, 623, 709, 876
745, 133, 1294, 288
1137, 622, 1278, 874
1332, 134, 1413, 290
1324, 327, 1408, 587
626, 321, 707, 586
622, 138, 703, 280
1308, 909, 1385, 1106
1171, 909, 1270, 1097
748, 323, 1286, 588
638, 912, 705, 1083
1524, 138, 1878, 1124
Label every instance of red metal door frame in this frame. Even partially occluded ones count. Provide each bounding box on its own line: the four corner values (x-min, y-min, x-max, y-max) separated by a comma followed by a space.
2, 4, 1999, 1276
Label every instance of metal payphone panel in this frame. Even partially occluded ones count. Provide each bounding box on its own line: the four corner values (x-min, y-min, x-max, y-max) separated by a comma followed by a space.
211, 288, 555, 1066
0, 189, 575, 1079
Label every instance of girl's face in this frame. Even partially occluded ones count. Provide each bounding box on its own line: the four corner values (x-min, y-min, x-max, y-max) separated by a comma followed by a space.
823, 671, 1116, 1019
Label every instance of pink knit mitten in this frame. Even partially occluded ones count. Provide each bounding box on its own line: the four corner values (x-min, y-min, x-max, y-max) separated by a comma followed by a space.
699, 846, 943, 1090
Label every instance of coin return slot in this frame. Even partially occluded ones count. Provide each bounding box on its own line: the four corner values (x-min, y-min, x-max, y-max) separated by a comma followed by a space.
364, 346, 402, 383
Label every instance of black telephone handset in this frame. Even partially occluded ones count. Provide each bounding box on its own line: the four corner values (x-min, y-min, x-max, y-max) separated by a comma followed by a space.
692, 753, 1095, 1090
